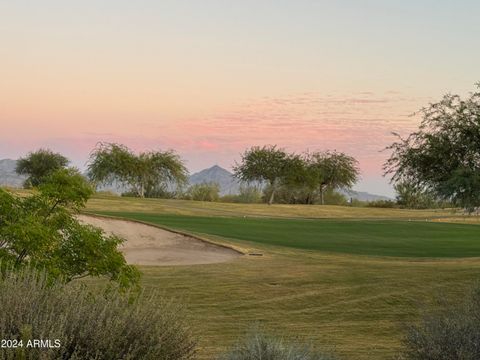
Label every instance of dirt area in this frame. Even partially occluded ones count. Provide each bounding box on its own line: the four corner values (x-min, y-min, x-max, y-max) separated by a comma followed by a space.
77, 215, 241, 266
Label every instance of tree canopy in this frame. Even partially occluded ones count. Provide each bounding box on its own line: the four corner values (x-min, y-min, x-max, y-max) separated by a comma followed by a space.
305, 151, 360, 205
15, 148, 69, 188
0, 168, 139, 287
384, 85, 480, 212
234, 146, 359, 205
233, 145, 291, 204
87, 143, 188, 198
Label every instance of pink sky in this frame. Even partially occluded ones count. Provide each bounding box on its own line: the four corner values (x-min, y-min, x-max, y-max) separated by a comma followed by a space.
2, 1, 479, 196
0, 90, 427, 196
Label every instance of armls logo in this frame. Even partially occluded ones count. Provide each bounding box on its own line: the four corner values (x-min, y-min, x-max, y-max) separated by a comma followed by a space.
26, 339, 61, 348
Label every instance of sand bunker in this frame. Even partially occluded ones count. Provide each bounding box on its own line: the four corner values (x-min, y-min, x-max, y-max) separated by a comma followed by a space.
77, 215, 241, 266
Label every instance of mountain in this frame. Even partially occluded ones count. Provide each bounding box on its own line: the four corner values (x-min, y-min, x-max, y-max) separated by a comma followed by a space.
0, 159, 26, 188
339, 189, 392, 202
189, 165, 240, 195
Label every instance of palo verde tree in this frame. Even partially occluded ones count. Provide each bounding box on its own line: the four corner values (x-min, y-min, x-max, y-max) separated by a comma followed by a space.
87, 143, 188, 198
305, 151, 360, 205
384, 84, 480, 213
233, 145, 291, 205
0, 168, 139, 287
15, 148, 69, 188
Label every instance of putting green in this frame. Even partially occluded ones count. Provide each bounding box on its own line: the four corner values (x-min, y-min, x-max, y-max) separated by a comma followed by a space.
96, 212, 480, 258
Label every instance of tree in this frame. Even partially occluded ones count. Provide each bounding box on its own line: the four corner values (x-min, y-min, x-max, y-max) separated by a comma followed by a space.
87, 143, 188, 198
305, 151, 360, 205
15, 148, 69, 188
0, 168, 139, 287
233, 145, 290, 205
384, 85, 480, 212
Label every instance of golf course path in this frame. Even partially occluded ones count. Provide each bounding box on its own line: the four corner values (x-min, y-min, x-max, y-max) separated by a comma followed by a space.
77, 215, 241, 266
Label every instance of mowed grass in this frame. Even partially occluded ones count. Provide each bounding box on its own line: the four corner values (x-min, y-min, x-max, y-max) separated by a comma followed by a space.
84, 196, 480, 359
97, 212, 480, 258
86, 193, 461, 220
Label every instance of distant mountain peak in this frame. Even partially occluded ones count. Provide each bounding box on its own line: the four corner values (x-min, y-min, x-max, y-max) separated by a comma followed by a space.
189, 165, 239, 195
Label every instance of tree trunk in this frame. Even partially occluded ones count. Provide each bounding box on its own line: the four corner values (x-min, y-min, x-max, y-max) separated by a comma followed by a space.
319, 185, 325, 205
268, 188, 275, 205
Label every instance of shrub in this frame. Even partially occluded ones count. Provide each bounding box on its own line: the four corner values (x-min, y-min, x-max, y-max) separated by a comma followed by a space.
221, 186, 262, 204
0, 268, 196, 360
219, 328, 336, 360
367, 200, 397, 208
399, 285, 480, 360
322, 189, 348, 206
184, 182, 220, 202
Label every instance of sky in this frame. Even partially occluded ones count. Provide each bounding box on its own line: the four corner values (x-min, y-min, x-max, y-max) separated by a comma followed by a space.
1, 0, 480, 196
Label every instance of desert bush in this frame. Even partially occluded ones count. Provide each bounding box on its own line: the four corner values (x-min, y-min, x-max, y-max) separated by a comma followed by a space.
322, 189, 348, 206
0, 268, 196, 360
349, 199, 367, 207
219, 328, 336, 360
184, 182, 220, 202
367, 200, 397, 208
121, 187, 178, 199
399, 285, 480, 360
221, 186, 262, 204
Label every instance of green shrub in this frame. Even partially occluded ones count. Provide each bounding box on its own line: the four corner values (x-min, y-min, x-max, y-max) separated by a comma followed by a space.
399, 285, 480, 360
121, 188, 178, 199
219, 328, 336, 360
350, 199, 368, 207
322, 189, 348, 206
0, 268, 196, 360
184, 182, 220, 202
221, 186, 262, 204
367, 200, 397, 208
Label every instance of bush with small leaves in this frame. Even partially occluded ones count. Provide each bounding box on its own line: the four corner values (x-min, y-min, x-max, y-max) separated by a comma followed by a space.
184, 182, 220, 202
399, 286, 480, 360
0, 268, 196, 360
219, 328, 336, 360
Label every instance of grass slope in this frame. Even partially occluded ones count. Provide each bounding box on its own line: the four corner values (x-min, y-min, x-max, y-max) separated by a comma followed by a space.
97, 212, 480, 258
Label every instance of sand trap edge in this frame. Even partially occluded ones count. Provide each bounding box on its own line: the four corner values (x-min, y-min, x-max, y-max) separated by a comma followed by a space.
79, 211, 246, 256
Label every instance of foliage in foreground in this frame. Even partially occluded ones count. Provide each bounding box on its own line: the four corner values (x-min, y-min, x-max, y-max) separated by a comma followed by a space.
0, 268, 196, 360
400, 285, 480, 360
0, 168, 139, 287
219, 328, 336, 360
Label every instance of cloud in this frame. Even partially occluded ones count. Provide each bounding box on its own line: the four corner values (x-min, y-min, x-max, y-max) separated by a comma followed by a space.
0, 90, 425, 181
